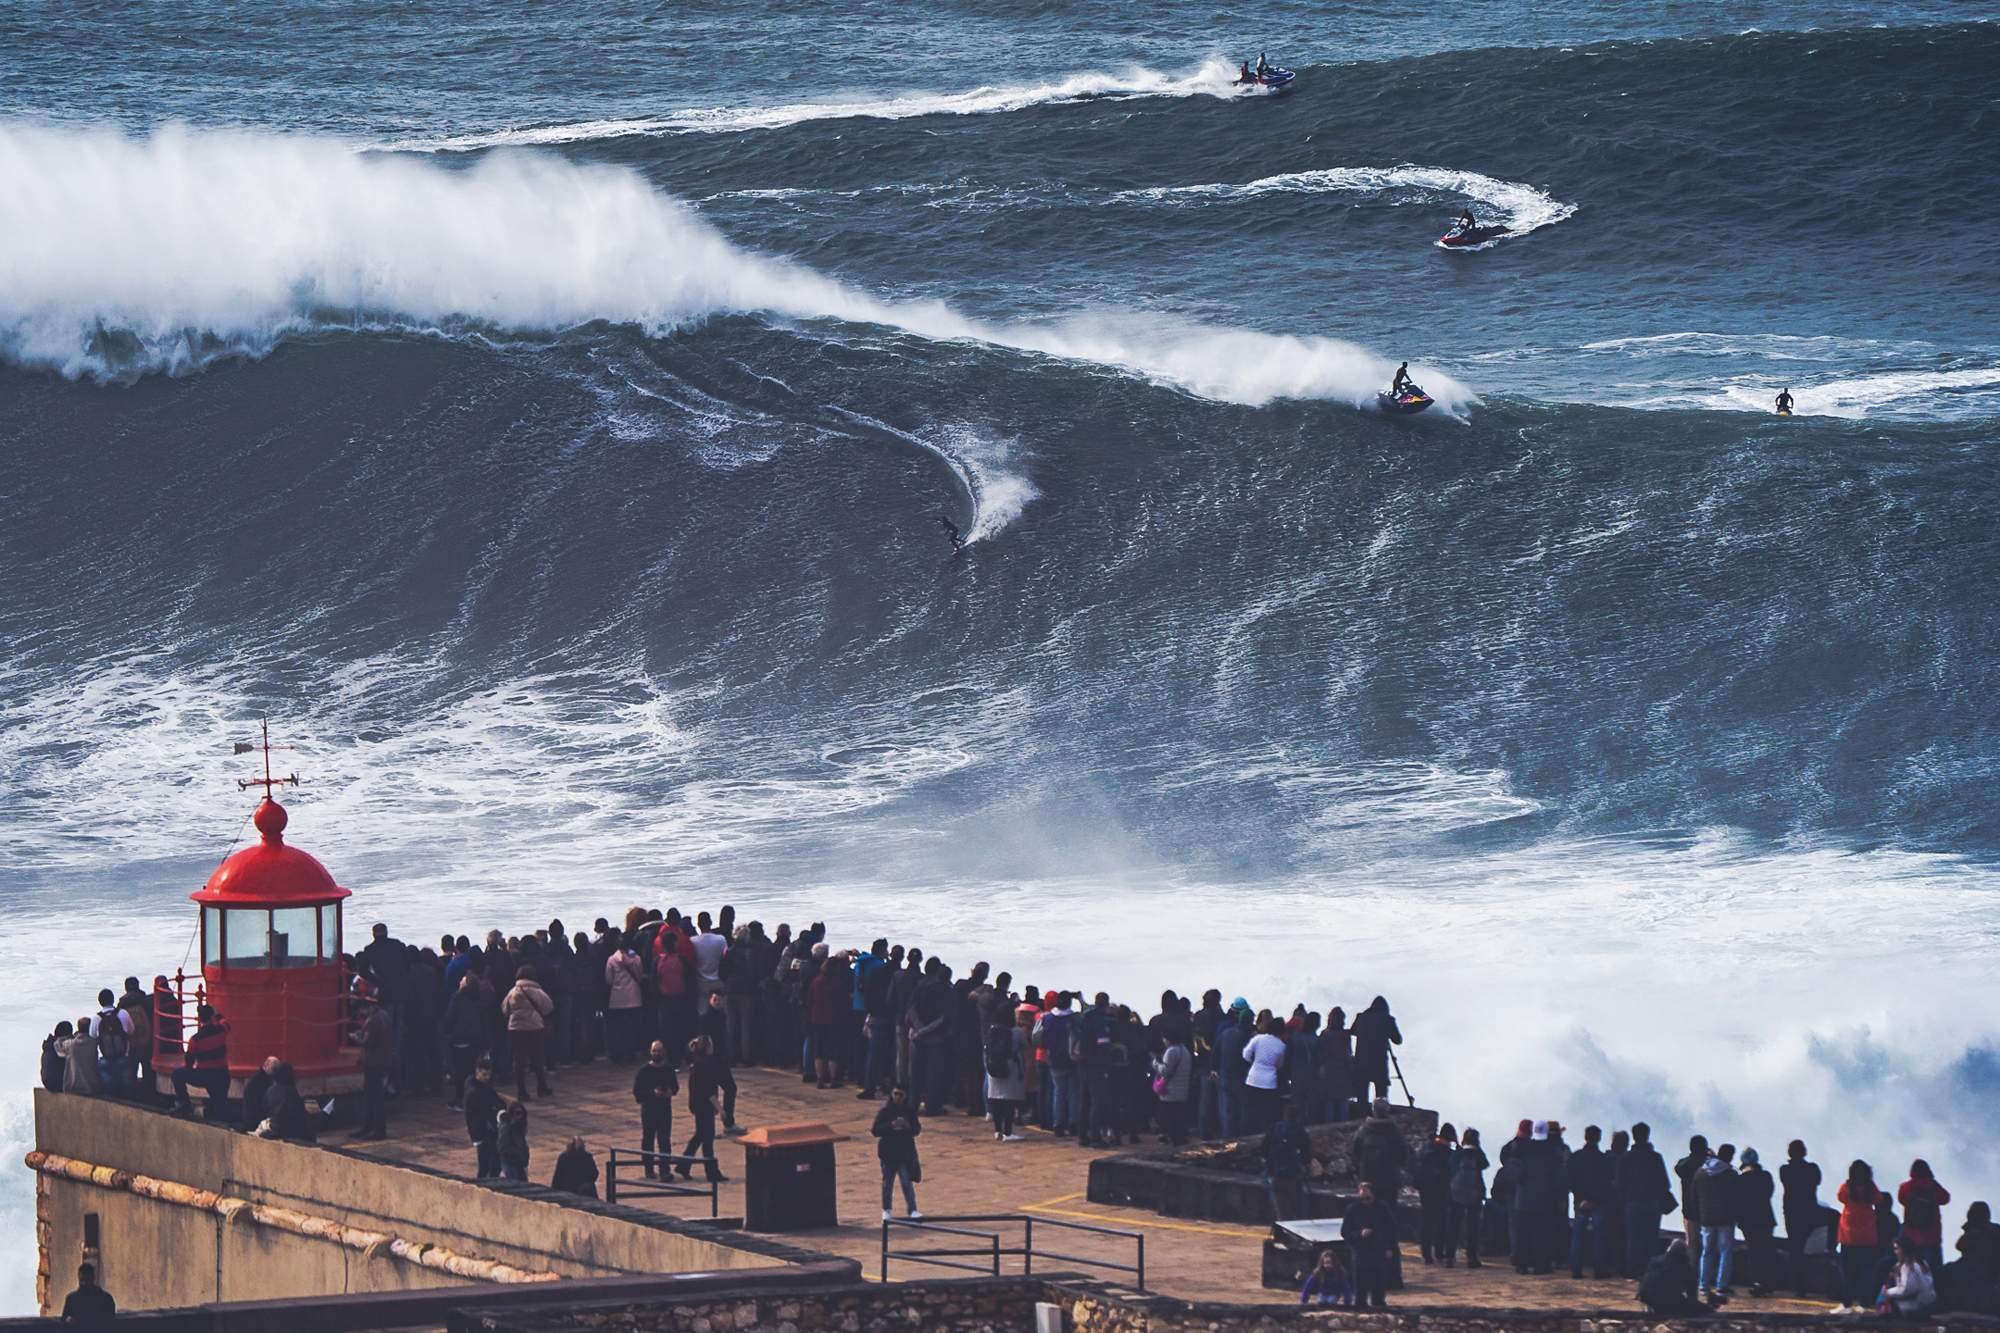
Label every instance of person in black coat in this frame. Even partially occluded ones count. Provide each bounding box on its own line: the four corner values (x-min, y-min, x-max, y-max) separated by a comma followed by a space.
1568, 1124, 1614, 1278
1415, 1125, 1457, 1264
1512, 1121, 1567, 1274
1617, 1122, 1675, 1276
41, 1023, 71, 1092
678, 1036, 726, 1183
1780, 1140, 1824, 1296
239, 1056, 279, 1133
1348, 997, 1401, 1103
1342, 1178, 1395, 1308
1736, 1147, 1778, 1295
633, 1040, 679, 1177
873, 1085, 923, 1219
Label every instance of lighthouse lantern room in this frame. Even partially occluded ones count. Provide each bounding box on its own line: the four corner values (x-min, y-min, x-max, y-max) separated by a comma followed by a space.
181, 727, 360, 1084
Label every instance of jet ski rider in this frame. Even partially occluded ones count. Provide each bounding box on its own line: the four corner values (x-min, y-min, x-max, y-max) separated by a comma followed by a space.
1453, 208, 1476, 233
1775, 388, 1794, 415
1256, 52, 1271, 78
1238, 60, 1253, 83
1390, 362, 1412, 396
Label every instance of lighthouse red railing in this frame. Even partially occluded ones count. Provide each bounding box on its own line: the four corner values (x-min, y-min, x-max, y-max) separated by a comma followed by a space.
151, 967, 361, 1075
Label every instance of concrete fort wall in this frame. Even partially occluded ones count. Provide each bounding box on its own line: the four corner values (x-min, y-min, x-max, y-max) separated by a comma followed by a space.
29, 1089, 798, 1316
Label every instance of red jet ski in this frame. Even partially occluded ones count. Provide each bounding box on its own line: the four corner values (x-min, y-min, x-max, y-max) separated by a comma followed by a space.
1437, 222, 1509, 249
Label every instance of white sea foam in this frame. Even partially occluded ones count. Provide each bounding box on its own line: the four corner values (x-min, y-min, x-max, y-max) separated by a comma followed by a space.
1113, 164, 1577, 239
385, 60, 1251, 151
0, 122, 1471, 413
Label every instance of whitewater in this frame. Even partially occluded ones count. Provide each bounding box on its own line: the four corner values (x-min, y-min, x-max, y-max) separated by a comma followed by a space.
0, 123, 1470, 413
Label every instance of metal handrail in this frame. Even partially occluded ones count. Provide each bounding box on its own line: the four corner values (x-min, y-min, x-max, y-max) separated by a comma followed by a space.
879, 1213, 1145, 1291
604, 1149, 721, 1217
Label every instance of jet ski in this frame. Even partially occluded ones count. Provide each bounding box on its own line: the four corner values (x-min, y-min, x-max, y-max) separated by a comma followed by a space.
1437, 222, 1509, 249
1378, 384, 1435, 415
1234, 67, 1296, 91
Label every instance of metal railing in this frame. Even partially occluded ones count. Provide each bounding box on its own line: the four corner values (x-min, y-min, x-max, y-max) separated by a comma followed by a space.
880, 1213, 1145, 1291
149, 967, 361, 1070
604, 1149, 721, 1216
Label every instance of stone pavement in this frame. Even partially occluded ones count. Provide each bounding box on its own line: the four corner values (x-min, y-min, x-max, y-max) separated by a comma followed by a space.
348, 1060, 1826, 1314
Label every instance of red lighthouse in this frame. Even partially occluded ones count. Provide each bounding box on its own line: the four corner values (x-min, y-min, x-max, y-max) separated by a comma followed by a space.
180, 730, 360, 1084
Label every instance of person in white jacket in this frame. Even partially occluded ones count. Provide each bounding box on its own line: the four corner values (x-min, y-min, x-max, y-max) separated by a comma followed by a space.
1878, 1238, 1937, 1314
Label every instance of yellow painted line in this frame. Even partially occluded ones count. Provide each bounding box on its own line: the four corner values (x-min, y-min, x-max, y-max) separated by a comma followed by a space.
1019, 1190, 1087, 1210
1020, 1200, 1266, 1239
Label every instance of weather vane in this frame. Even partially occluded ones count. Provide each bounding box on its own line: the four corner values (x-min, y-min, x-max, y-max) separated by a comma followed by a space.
234, 718, 301, 797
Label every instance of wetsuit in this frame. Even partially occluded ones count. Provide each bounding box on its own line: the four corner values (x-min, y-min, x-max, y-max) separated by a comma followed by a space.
939, 514, 965, 551
1775, 391, 1793, 415
1391, 365, 1411, 395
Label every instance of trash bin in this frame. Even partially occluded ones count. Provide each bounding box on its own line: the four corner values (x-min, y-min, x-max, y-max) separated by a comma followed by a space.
738, 1122, 846, 1231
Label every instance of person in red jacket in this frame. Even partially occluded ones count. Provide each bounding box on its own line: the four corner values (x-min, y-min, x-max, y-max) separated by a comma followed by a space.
1834, 1159, 1885, 1313
1898, 1160, 1952, 1268
807, 954, 849, 1089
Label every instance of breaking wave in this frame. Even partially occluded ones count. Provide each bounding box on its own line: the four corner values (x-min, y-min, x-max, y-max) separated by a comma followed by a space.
385, 59, 1254, 151
0, 122, 1472, 413
1112, 164, 1577, 240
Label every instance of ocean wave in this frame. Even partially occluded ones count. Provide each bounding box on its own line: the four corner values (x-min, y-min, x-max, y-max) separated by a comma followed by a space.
0, 122, 1472, 413
384, 59, 1252, 151
1111, 164, 1576, 240
828, 410, 1037, 545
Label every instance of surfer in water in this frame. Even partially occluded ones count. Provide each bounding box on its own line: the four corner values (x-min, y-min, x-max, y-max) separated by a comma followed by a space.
1775, 388, 1794, 415
938, 513, 966, 553
1390, 362, 1412, 396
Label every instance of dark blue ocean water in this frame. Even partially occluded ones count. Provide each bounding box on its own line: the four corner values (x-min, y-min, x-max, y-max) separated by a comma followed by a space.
2, 3, 1997, 1310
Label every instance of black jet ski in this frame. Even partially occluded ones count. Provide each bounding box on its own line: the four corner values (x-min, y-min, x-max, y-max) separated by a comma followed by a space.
1234, 67, 1296, 91
1378, 384, 1435, 414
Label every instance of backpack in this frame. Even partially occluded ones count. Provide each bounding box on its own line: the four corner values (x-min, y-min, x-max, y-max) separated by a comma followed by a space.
96, 1009, 128, 1062
121, 998, 153, 1056
984, 1027, 1015, 1079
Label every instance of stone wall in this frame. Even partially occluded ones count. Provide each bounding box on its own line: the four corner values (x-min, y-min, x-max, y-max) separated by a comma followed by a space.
450, 1274, 1051, 1332
31, 1089, 807, 1315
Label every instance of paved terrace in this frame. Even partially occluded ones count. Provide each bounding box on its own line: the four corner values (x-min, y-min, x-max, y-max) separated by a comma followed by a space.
350, 1063, 1827, 1315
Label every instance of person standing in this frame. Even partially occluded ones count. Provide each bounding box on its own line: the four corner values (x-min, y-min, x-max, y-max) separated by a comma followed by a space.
1694, 1142, 1740, 1302
1240, 1012, 1287, 1137
442, 972, 487, 1110
1313, 1006, 1354, 1124
678, 1036, 726, 1183
1567, 1124, 1614, 1279
1781, 1140, 1825, 1296
604, 935, 646, 1064
464, 1057, 503, 1178
1343, 1178, 1394, 1308
983, 1014, 1029, 1142
1617, 1122, 1675, 1277
1511, 1119, 1564, 1275
1348, 997, 1401, 1103
1215, 1000, 1252, 1139
496, 1100, 530, 1182
1446, 1126, 1488, 1268
1737, 1147, 1778, 1296
1675, 1135, 1712, 1258
1034, 993, 1077, 1137
633, 1040, 679, 1178
873, 1084, 924, 1220
1834, 1159, 1886, 1314
1898, 1160, 1952, 1270
501, 965, 555, 1100
1415, 1123, 1456, 1265
90, 989, 133, 1098
351, 996, 393, 1141
1151, 1031, 1194, 1147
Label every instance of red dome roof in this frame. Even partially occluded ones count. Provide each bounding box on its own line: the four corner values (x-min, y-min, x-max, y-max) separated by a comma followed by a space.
191, 799, 351, 905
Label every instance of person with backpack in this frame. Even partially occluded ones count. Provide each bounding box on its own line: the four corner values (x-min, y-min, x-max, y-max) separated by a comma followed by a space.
1151, 1031, 1194, 1146
501, 964, 555, 1100
90, 989, 133, 1097
1074, 992, 1117, 1148
983, 1013, 1029, 1141
118, 977, 156, 1102
1898, 1160, 1953, 1269
1446, 1126, 1489, 1267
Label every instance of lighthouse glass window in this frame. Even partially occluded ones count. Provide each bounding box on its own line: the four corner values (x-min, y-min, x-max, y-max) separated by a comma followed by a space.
222, 909, 272, 967
270, 907, 318, 968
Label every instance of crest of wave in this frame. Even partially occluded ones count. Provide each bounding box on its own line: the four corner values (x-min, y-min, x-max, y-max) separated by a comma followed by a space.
0, 122, 1471, 412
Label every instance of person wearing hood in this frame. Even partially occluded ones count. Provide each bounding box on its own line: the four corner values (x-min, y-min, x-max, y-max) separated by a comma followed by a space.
1348, 997, 1401, 1104
262, 1062, 316, 1143
1731, 1147, 1776, 1296
1313, 1005, 1354, 1123
1939, 1200, 2000, 1308
1616, 1122, 1675, 1277
1215, 998, 1253, 1139
1693, 1142, 1740, 1302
